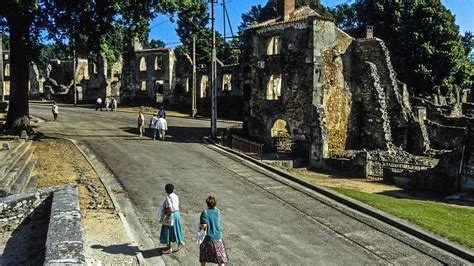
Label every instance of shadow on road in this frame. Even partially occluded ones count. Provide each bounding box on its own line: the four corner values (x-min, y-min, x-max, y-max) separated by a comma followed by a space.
120, 126, 208, 144
91, 243, 140, 256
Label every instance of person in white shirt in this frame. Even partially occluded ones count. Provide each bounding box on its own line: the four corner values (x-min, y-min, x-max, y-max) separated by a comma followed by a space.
51, 102, 59, 121
156, 117, 168, 140
96, 97, 102, 111
111, 97, 117, 111
104, 97, 110, 111
160, 183, 185, 254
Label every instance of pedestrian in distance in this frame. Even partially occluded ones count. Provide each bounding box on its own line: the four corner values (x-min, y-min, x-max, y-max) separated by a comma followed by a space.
199, 195, 229, 266
149, 114, 158, 140
104, 97, 110, 111
156, 116, 168, 141
111, 97, 118, 112
51, 102, 59, 121
160, 183, 185, 254
96, 97, 103, 111
158, 105, 166, 118
137, 111, 145, 137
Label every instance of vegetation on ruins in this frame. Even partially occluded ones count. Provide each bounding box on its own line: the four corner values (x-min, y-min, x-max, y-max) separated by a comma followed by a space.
332, 187, 474, 248
329, 0, 473, 96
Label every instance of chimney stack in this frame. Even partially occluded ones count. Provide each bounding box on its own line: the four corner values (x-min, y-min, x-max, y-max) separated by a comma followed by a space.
278, 0, 295, 21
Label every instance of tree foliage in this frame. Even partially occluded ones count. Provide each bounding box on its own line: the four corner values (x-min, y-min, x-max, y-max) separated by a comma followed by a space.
330, 0, 472, 95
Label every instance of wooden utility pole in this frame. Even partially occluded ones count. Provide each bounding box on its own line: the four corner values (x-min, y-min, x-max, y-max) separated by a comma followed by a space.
192, 35, 197, 117
0, 33, 4, 102
72, 28, 77, 105
211, 0, 217, 137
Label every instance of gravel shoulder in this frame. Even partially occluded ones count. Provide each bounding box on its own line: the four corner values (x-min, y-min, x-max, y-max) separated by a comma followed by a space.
32, 138, 138, 265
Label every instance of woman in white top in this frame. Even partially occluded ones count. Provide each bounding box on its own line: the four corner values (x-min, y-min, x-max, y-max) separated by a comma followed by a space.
160, 183, 185, 254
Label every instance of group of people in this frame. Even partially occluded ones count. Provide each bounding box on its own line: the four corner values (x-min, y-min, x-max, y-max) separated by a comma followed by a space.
137, 106, 168, 140
96, 97, 117, 111
159, 183, 229, 265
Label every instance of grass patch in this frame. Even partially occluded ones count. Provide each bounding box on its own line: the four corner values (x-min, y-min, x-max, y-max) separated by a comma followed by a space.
329, 187, 474, 249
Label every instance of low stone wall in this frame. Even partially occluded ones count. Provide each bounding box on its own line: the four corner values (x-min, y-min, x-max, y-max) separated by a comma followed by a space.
44, 186, 84, 265
0, 186, 84, 265
0, 188, 57, 232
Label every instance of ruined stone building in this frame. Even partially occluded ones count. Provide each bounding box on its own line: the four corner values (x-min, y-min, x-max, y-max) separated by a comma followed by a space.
42, 53, 120, 103
241, 0, 474, 192
121, 46, 176, 104
194, 62, 243, 118
1, 51, 43, 100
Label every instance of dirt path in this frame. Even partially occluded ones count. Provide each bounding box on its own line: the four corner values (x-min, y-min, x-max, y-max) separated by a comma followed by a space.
32, 138, 138, 265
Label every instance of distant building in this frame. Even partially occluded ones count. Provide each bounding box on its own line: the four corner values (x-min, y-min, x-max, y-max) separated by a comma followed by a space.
121, 47, 176, 104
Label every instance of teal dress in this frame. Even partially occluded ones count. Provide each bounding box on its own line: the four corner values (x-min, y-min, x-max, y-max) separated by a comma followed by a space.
159, 194, 184, 244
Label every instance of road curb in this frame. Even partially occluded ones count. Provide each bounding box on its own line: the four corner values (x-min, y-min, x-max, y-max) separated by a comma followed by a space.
67, 138, 164, 266
203, 137, 474, 263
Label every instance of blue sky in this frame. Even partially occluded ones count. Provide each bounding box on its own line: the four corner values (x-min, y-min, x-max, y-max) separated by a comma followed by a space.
149, 0, 474, 48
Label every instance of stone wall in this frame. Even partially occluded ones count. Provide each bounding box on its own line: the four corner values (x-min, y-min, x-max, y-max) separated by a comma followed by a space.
425, 120, 468, 150
321, 48, 351, 152
347, 60, 392, 150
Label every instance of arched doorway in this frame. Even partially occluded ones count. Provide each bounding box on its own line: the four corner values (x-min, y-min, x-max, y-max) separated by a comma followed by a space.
271, 119, 292, 153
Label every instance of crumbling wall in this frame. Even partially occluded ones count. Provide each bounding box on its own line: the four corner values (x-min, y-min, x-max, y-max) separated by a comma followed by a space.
351, 39, 411, 148
347, 60, 392, 150
321, 48, 351, 152
425, 120, 468, 150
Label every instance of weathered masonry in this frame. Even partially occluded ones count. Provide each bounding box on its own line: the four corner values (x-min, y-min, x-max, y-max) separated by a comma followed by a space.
241, 0, 474, 192
1, 50, 43, 100
121, 47, 176, 104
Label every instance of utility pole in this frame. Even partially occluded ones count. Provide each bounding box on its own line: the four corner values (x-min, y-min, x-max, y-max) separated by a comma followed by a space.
192, 35, 197, 117
211, 0, 217, 138
0, 33, 4, 102
223, 0, 226, 43
72, 26, 77, 105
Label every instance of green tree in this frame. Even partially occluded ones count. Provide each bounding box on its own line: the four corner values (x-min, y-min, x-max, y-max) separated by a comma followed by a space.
144, 38, 166, 49
0, 32, 9, 50
331, 0, 471, 95
462, 31, 473, 58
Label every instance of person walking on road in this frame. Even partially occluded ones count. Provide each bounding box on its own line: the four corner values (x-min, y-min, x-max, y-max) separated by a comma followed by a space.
160, 183, 185, 254
156, 116, 168, 141
96, 97, 103, 111
51, 102, 59, 121
111, 97, 117, 112
137, 111, 145, 137
104, 97, 110, 111
199, 195, 229, 266
158, 105, 166, 118
149, 114, 158, 140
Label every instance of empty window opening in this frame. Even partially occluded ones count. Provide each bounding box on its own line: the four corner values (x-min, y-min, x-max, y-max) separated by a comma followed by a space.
267, 36, 282, 55
139, 57, 147, 71
4, 63, 9, 77
155, 80, 164, 94
154, 55, 163, 71
140, 81, 146, 91
200, 75, 209, 98
222, 74, 232, 91
266, 74, 282, 100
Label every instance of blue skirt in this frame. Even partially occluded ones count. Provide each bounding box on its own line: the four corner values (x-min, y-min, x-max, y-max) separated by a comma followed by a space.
160, 210, 184, 244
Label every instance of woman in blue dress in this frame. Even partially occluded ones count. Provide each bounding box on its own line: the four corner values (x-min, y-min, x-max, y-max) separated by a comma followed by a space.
160, 183, 185, 254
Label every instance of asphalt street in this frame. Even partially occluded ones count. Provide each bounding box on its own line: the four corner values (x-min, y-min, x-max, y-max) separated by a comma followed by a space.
30, 105, 446, 265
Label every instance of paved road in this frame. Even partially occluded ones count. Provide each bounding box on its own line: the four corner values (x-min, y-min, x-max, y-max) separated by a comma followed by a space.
30, 105, 446, 265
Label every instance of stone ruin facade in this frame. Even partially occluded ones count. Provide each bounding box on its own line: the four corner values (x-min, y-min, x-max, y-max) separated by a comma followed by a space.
1, 50, 44, 100
38, 45, 176, 105
240, 0, 474, 192
121, 45, 176, 104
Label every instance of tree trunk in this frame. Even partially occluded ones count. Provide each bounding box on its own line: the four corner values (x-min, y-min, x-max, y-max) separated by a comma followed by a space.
4, 17, 31, 134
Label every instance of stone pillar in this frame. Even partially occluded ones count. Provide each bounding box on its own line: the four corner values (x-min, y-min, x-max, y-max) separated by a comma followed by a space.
413, 106, 427, 123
